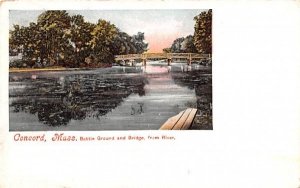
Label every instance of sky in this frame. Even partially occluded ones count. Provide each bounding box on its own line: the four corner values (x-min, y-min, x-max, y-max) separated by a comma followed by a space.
9, 9, 206, 52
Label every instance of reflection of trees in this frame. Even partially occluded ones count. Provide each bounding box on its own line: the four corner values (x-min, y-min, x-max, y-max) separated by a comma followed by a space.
171, 70, 212, 129
10, 73, 147, 126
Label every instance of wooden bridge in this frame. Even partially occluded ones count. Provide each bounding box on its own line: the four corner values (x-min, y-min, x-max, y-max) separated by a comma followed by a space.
115, 53, 211, 65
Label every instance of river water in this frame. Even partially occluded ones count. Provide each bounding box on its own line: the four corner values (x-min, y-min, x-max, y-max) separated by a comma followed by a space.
9, 61, 212, 131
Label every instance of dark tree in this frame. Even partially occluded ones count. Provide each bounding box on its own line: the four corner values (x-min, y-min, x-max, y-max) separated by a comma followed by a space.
9, 10, 148, 68
193, 9, 212, 54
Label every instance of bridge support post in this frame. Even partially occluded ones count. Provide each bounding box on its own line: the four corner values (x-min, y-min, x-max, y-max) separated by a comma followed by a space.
187, 58, 192, 66
142, 59, 147, 66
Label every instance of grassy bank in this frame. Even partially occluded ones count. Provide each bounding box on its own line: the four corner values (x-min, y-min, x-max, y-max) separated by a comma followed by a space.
9, 67, 101, 73
9, 67, 68, 73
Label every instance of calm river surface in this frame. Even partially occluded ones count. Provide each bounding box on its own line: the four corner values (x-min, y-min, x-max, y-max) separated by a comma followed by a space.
9, 61, 211, 131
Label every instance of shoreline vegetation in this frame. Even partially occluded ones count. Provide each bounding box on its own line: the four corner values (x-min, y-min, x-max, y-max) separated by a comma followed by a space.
9, 65, 110, 73
10, 67, 67, 73
9, 10, 212, 69
9, 10, 148, 69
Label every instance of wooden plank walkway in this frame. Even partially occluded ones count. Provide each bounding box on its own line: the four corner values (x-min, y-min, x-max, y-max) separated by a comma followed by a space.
115, 53, 211, 61
159, 108, 198, 130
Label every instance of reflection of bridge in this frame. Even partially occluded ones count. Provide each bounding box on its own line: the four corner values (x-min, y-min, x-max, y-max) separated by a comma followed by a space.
115, 53, 211, 66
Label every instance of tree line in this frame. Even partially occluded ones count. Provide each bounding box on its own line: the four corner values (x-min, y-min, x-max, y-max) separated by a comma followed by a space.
163, 9, 212, 55
9, 10, 148, 68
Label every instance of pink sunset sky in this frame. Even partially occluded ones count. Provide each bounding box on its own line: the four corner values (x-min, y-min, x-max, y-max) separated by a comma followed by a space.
10, 10, 206, 52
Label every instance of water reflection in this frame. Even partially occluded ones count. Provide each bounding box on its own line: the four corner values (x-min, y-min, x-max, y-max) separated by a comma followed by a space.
9, 63, 212, 130
171, 68, 212, 129
10, 72, 147, 126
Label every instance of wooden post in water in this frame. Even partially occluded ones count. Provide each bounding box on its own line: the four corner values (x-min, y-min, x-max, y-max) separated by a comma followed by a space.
142, 59, 147, 66
187, 53, 192, 65
187, 58, 192, 65
167, 58, 172, 66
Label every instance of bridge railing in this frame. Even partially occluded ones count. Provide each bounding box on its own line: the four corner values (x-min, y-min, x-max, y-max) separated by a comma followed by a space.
115, 53, 211, 61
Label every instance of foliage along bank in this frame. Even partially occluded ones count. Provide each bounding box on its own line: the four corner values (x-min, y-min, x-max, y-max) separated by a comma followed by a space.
163, 9, 212, 55
9, 10, 148, 68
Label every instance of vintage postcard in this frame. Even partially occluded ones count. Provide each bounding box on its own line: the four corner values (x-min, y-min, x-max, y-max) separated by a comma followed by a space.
8, 9, 212, 131
1, 1, 300, 188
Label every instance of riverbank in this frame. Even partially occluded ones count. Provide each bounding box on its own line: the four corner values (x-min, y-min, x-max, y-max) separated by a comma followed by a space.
9, 64, 113, 73
192, 72, 212, 130
170, 66, 212, 130
10, 67, 70, 73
